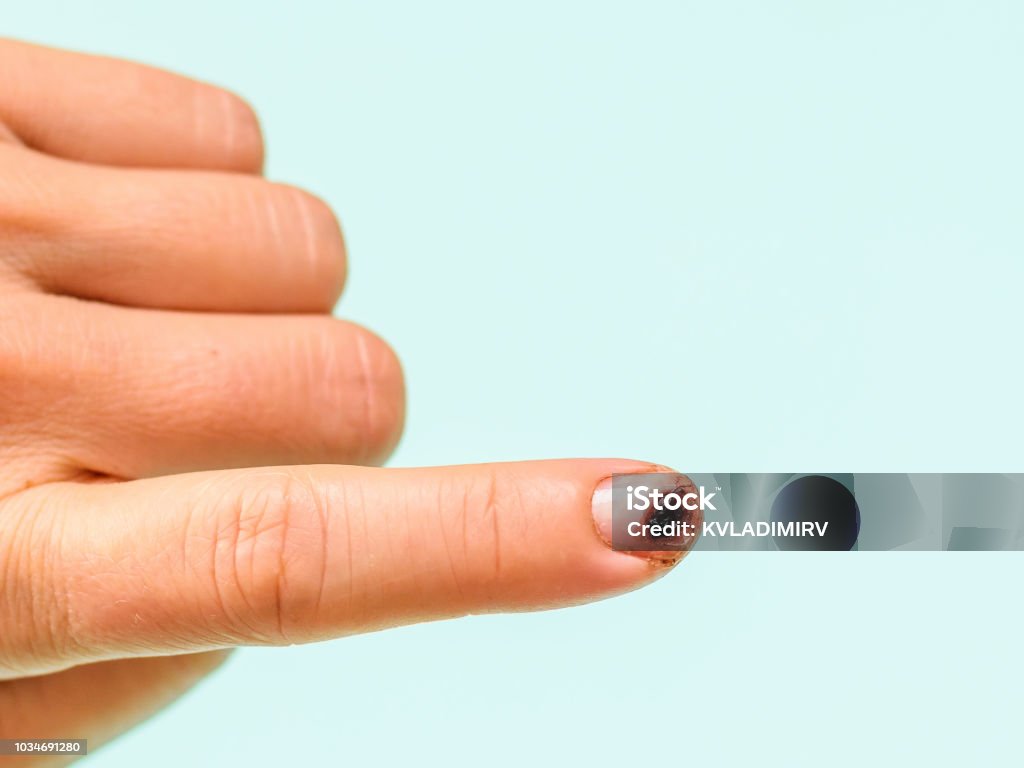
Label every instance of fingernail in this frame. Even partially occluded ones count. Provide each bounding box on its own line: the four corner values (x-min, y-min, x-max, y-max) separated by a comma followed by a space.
592, 469, 703, 566
591, 476, 617, 548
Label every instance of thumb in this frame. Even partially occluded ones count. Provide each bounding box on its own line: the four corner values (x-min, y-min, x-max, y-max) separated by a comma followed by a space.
2, 460, 696, 676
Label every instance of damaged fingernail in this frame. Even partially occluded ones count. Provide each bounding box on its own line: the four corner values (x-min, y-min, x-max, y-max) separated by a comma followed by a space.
592, 477, 618, 548
592, 470, 703, 565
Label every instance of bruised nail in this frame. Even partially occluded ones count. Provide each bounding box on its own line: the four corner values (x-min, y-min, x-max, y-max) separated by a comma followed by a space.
592, 469, 703, 566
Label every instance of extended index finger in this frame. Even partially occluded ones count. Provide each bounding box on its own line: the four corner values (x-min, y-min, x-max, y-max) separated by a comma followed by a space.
0, 460, 695, 676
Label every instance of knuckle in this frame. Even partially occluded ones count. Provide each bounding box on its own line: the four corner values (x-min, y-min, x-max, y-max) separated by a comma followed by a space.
295, 188, 346, 263
274, 185, 348, 304
339, 324, 406, 464
206, 471, 328, 643
298, 319, 405, 464
214, 89, 265, 173
281, 185, 342, 243
289, 187, 339, 231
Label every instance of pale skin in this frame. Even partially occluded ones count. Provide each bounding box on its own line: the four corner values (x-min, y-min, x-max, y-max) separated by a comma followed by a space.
0, 39, 686, 765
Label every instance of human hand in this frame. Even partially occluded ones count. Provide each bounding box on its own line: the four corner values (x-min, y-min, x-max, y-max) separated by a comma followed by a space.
0, 39, 692, 764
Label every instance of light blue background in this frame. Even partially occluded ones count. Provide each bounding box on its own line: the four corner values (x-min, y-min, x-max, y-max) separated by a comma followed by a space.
8, 2, 1024, 765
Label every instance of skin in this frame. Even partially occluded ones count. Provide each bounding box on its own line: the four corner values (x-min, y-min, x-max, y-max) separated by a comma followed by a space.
0, 38, 684, 765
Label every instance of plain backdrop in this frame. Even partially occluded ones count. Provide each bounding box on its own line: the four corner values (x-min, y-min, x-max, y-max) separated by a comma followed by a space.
6, 2, 1023, 765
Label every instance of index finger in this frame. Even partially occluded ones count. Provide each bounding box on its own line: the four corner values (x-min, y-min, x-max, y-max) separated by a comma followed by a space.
1, 460, 697, 676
